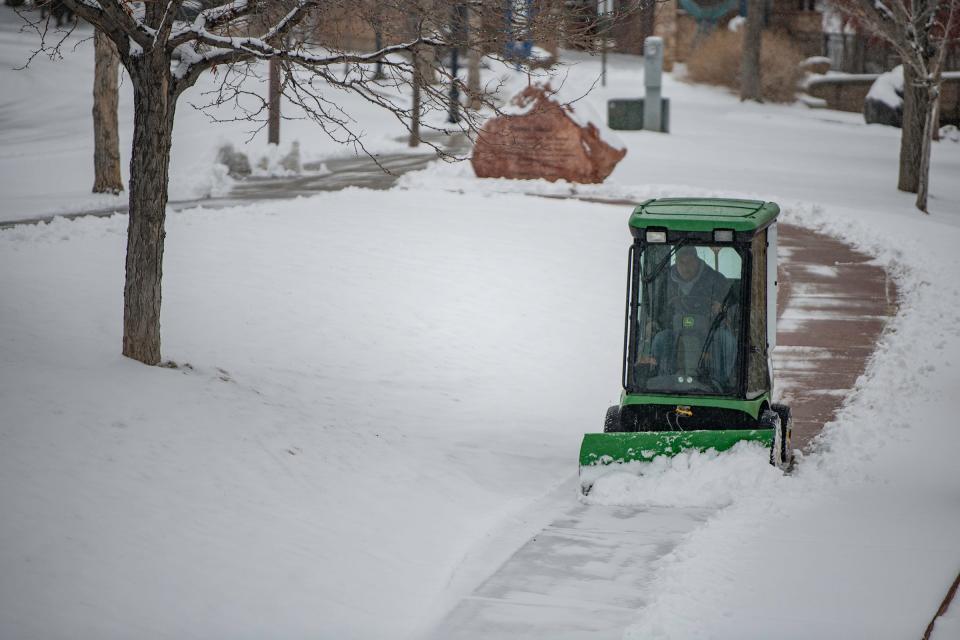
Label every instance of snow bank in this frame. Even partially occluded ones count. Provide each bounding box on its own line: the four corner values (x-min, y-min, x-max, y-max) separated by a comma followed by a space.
582, 442, 784, 509
170, 160, 234, 199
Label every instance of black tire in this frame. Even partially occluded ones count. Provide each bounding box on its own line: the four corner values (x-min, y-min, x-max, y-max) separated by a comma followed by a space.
762, 406, 793, 471
771, 403, 794, 470
603, 405, 623, 433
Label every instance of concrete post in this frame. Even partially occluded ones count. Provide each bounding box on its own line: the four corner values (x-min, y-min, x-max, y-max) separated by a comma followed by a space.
643, 36, 663, 132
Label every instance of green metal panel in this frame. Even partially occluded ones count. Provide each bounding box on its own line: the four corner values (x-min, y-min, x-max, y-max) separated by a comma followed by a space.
608, 99, 644, 130
628, 198, 780, 233
620, 391, 770, 420
607, 98, 671, 132
579, 429, 773, 467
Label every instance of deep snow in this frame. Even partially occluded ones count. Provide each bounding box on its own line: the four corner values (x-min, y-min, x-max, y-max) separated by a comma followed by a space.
2, 5, 960, 639
0, 190, 628, 639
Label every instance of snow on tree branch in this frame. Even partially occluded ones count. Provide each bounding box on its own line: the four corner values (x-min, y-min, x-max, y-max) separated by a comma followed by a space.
155, 0, 187, 47
168, 0, 255, 48
173, 30, 445, 81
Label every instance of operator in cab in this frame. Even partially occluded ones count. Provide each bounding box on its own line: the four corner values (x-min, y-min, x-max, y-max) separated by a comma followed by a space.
647, 245, 738, 388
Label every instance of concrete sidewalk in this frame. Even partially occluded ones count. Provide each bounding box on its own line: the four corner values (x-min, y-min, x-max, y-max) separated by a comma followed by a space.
0, 135, 468, 230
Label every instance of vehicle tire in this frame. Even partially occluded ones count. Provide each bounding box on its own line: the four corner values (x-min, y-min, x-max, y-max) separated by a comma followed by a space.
762, 407, 792, 471
603, 405, 623, 433
771, 403, 794, 470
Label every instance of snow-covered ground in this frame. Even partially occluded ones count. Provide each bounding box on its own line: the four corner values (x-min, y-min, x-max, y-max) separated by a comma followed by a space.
0, 190, 627, 639
0, 10, 457, 222
2, 6, 960, 639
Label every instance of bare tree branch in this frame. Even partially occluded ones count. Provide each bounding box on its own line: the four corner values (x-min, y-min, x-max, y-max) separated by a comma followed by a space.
155, 0, 188, 47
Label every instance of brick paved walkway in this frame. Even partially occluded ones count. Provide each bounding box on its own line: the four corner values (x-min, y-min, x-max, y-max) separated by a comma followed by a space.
775, 223, 896, 450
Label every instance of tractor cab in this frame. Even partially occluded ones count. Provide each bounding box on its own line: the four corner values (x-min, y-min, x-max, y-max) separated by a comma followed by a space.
579, 198, 792, 493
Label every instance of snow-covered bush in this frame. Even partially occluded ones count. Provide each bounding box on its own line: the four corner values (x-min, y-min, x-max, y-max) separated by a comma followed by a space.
864, 65, 904, 128
253, 141, 302, 178
685, 28, 804, 103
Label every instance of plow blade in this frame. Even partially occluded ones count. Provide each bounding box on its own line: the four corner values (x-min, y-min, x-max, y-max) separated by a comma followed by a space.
579, 429, 773, 491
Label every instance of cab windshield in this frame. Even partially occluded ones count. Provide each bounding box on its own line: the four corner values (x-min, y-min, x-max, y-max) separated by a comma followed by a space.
628, 242, 745, 395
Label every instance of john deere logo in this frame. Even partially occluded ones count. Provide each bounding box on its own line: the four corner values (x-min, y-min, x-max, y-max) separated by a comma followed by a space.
683, 315, 695, 328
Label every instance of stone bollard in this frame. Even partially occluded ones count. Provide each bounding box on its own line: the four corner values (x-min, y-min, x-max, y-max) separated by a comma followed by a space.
643, 36, 663, 133
607, 36, 670, 133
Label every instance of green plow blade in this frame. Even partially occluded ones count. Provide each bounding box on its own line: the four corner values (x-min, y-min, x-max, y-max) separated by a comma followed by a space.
579, 429, 773, 468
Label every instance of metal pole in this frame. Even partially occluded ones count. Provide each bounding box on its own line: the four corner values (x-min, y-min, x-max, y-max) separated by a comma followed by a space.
643, 36, 663, 132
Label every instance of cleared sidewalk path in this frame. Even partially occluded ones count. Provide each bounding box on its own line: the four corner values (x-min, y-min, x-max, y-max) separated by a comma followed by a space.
0, 138, 466, 230
425, 212, 896, 640
775, 222, 896, 450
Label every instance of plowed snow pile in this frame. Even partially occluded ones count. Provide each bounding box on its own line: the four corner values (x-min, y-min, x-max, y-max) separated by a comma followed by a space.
582, 443, 784, 509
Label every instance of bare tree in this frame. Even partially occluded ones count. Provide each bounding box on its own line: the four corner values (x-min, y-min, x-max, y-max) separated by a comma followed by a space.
899, 64, 930, 193
92, 28, 123, 193
915, 6, 958, 210
832, 0, 960, 211
267, 58, 281, 144
740, 0, 763, 102
26, 0, 449, 364
20, 0, 608, 365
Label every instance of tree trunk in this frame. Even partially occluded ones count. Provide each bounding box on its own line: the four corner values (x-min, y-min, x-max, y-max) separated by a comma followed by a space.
931, 96, 941, 141
740, 0, 763, 102
640, 0, 656, 42
416, 45, 436, 85
374, 24, 385, 80
268, 58, 281, 145
409, 47, 421, 147
467, 2, 481, 109
898, 65, 929, 193
92, 29, 123, 194
916, 83, 939, 212
931, 66, 943, 142
123, 54, 175, 365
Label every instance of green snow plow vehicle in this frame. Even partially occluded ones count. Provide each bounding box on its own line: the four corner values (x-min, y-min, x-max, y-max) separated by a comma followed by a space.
580, 198, 793, 493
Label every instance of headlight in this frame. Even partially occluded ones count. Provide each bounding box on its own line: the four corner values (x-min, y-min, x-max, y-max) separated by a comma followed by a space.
645, 230, 667, 243
713, 229, 734, 242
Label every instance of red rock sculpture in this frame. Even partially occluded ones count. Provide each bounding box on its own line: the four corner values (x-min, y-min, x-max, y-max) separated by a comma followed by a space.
470, 84, 626, 183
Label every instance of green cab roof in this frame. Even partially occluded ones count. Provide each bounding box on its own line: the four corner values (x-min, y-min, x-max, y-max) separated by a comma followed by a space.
629, 197, 780, 233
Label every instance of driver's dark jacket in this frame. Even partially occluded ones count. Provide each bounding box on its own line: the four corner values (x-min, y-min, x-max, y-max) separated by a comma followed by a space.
655, 260, 731, 332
